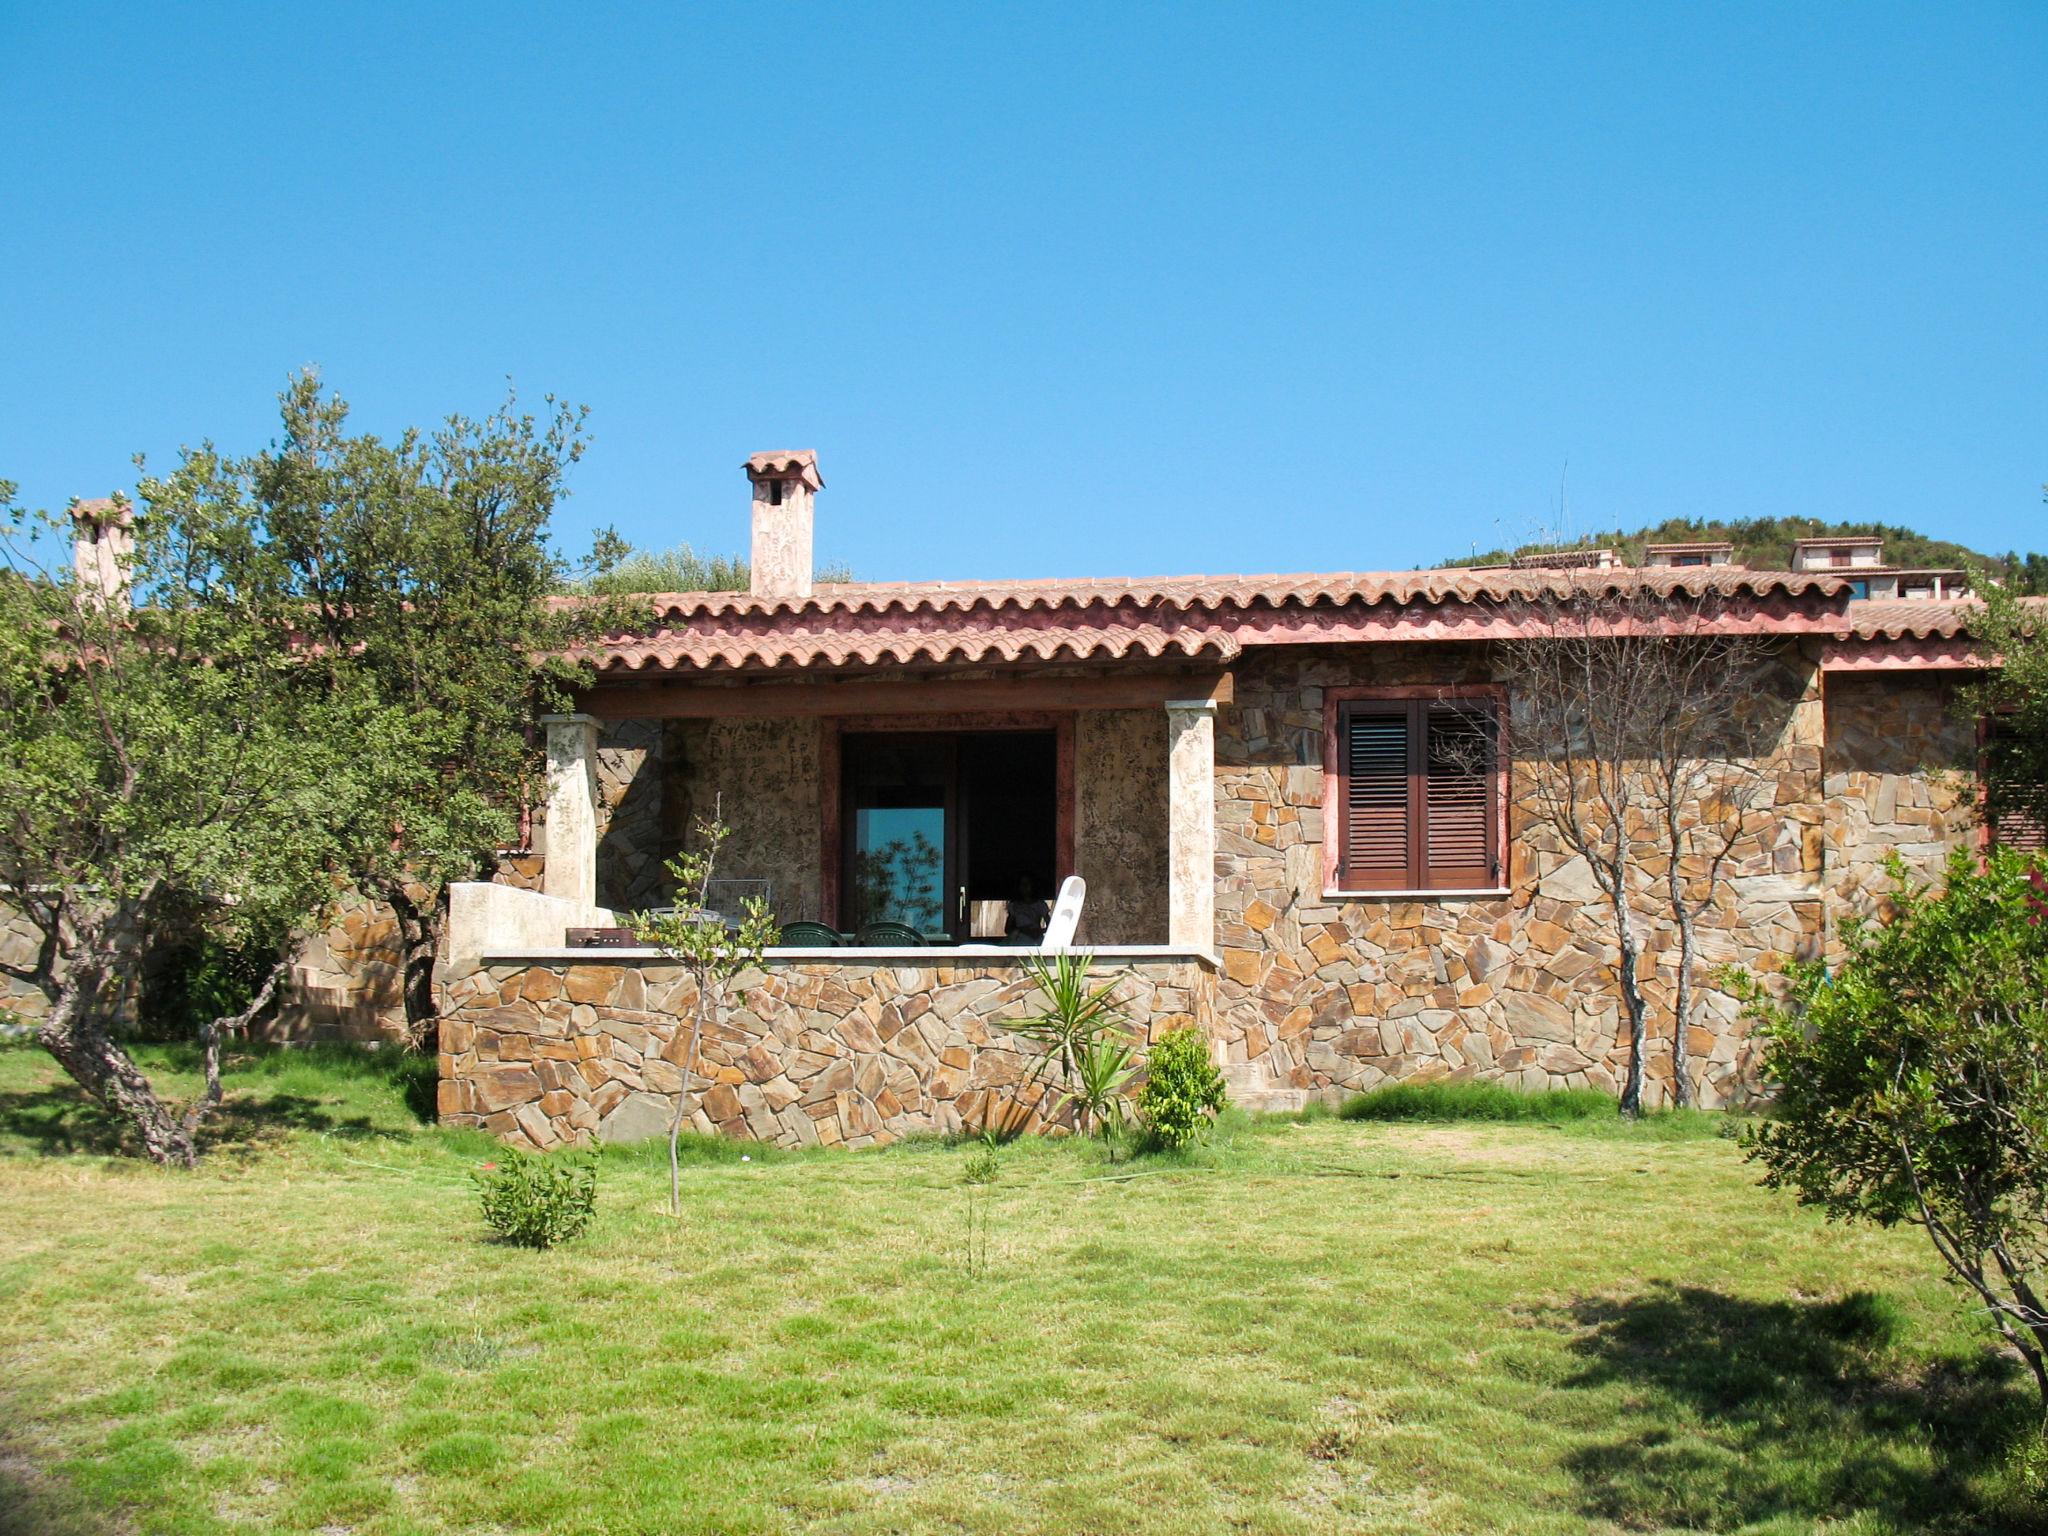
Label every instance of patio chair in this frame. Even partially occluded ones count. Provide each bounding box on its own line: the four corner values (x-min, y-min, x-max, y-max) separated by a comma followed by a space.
855, 920, 926, 947
777, 921, 840, 947
1041, 875, 1086, 950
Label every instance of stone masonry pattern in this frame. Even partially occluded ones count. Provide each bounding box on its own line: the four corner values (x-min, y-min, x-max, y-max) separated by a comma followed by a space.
438, 955, 1214, 1150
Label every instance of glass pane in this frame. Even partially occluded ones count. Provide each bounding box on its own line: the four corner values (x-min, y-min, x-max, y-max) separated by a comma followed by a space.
851, 804, 947, 932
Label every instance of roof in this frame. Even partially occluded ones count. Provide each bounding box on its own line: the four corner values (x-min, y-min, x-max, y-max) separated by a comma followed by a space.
67, 495, 129, 528
743, 450, 823, 491
620, 566, 1835, 623
1793, 535, 1884, 548
1644, 541, 1734, 553
583, 567, 1854, 676
1839, 599, 1977, 640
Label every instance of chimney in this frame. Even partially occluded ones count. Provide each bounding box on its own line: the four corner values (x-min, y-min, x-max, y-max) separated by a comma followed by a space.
745, 450, 821, 601
69, 495, 134, 610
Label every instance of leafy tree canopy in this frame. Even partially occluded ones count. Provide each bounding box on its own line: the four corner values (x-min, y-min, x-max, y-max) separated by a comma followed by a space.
572, 536, 852, 595
1739, 849, 2048, 1413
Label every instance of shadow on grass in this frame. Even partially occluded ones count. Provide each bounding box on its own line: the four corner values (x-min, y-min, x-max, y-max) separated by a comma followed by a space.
1559, 1281, 2045, 1533
0, 1041, 435, 1159
0, 1083, 393, 1159
0, 1459, 107, 1536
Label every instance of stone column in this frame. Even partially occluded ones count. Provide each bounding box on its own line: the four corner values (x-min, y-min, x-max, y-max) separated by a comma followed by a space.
540, 714, 600, 909
1165, 699, 1217, 951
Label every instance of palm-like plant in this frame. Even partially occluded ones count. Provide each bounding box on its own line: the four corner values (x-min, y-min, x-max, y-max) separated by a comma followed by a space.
1011, 955, 1135, 1136
1064, 1034, 1138, 1150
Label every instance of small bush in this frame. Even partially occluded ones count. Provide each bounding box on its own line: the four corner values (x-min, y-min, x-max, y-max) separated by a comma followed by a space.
474, 1148, 599, 1248
1137, 1028, 1228, 1150
1338, 1081, 1617, 1124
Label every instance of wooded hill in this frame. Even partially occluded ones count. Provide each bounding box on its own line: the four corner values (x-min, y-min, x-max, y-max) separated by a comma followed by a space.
1445, 516, 2047, 592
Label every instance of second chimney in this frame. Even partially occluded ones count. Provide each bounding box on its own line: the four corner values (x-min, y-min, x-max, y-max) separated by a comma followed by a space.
745, 450, 822, 601
70, 494, 134, 610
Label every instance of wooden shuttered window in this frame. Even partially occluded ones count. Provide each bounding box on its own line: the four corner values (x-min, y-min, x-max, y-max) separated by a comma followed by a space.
1985, 720, 2047, 853
1337, 699, 1501, 891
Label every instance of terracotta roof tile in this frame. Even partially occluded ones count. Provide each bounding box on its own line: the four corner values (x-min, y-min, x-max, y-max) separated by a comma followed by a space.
583, 567, 1853, 675
1840, 599, 1979, 640
631, 566, 1844, 622
743, 450, 823, 489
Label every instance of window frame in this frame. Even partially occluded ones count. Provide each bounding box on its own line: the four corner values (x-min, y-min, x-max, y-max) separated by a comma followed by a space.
1320, 684, 1509, 898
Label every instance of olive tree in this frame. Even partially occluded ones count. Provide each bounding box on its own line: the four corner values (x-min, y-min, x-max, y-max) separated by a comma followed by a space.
0, 482, 359, 1164
1739, 850, 2048, 1418
140, 373, 623, 1043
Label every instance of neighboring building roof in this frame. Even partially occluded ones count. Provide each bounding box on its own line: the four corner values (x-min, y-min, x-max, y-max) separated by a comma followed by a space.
1644, 541, 1734, 556
1794, 535, 1884, 547
584, 567, 1854, 676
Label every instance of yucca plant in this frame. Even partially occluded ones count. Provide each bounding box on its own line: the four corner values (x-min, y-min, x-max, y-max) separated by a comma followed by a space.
1011, 954, 1132, 1134
1064, 1034, 1139, 1156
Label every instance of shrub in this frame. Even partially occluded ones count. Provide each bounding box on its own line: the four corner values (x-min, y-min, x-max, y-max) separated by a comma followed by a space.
1339, 1081, 1617, 1124
474, 1148, 599, 1248
1737, 848, 2048, 1417
1137, 1028, 1227, 1150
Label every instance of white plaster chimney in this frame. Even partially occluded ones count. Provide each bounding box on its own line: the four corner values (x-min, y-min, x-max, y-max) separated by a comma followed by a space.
69, 495, 134, 610
745, 450, 822, 601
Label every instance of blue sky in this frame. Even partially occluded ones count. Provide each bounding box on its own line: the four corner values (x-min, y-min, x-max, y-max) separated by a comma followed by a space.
3, 2, 2043, 580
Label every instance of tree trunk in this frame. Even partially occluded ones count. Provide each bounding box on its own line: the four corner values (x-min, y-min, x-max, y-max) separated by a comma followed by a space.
39, 953, 197, 1167
180, 957, 291, 1146
1611, 890, 1649, 1117
1669, 892, 1698, 1109
667, 976, 711, 1219
384, 880, 443, 1050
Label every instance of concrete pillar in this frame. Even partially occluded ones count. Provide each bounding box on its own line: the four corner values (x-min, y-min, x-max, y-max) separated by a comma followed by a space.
541, 714, 600, 908
1165, 698, 1217, 952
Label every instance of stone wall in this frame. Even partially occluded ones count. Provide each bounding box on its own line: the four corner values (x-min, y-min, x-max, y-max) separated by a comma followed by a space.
1820, 672, 1978, 923
269, 891, 408, 1042
1075, 709, 1170, 945
0, 905, 47, 1025
672, 716, 828, 924
438, 953, 1215, 1150
1209, 643, 1844, 1110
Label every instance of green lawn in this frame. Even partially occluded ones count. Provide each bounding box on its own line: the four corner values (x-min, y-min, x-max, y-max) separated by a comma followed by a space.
0, 1042, 2038, 1536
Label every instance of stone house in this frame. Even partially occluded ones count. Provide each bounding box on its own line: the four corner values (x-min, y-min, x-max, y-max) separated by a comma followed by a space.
428, 451, 2002, 1151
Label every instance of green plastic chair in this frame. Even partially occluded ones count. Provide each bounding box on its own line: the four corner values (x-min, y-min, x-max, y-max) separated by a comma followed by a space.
777, 921, 840, 947
855, 921, 925, 947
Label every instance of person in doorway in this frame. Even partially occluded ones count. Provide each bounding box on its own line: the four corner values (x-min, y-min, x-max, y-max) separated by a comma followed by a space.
1005, 875, 1050, 945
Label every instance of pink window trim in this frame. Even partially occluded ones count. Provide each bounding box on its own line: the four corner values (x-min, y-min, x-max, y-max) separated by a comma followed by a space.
1319, 683, 1510, 895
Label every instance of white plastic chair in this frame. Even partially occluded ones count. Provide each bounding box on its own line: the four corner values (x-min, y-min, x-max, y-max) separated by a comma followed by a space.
1041, 875, 1086, 951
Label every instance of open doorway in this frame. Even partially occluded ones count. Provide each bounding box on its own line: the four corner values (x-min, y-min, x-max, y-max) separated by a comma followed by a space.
838, 729, 1059, 940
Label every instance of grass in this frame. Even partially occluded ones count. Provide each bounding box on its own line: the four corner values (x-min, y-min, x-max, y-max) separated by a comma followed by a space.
1339, 1081, 1625, 1124
0, 1040, 2041, 1535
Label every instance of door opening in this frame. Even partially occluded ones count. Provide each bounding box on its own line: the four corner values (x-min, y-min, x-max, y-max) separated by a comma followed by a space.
837, 729, 1057, 939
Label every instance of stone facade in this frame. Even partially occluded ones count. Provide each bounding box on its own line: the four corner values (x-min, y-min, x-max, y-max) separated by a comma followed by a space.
1209, 643, 1836, 1110
0, 906, 48, 1025
269, 891, 407, 1042
1820, 672, 1978, 922
1074, 708, 1169, 945
437, 953, 1214, 1150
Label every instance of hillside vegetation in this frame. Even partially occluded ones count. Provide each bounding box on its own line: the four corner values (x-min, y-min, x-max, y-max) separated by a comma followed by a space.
1446, 516, 2048, 590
